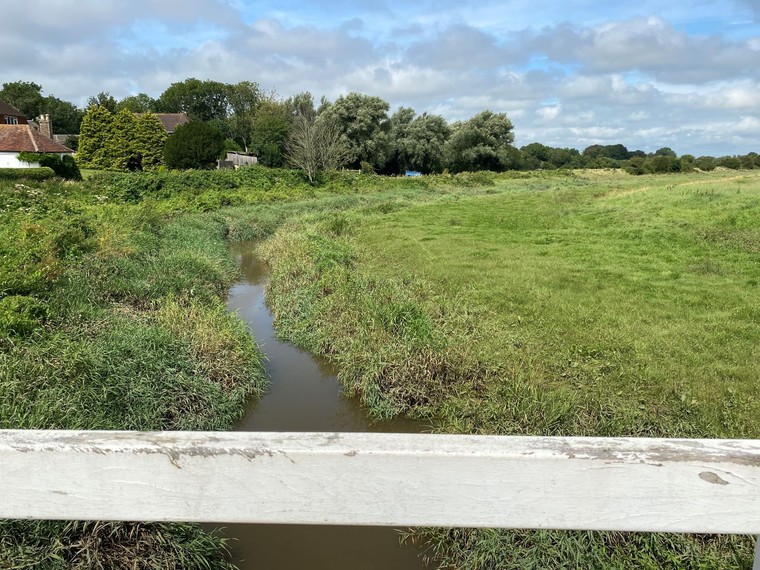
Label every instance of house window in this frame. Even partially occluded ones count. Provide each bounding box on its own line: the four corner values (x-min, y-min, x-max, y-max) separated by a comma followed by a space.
5, 116, 19, 125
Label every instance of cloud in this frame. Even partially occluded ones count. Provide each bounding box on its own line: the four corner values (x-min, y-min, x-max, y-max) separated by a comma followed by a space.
737, 0, 760, 19
537, 105, 562, 121
532, 16, 760, 83
406, 24, 515, 71
1, 1, 759, 156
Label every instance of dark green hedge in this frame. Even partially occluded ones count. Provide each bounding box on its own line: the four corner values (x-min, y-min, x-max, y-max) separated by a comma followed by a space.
0, 167, 56, 181
17, 153, 82, 180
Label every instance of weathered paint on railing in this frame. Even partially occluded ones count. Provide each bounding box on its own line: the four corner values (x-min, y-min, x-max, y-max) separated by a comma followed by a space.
2, 430, 760, 533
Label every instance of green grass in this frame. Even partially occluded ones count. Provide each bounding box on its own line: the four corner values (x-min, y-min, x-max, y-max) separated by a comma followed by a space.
5, 167, 759, 567
355, 170, 760, 438
257, 169, 760, 568
0, 178, 266, 568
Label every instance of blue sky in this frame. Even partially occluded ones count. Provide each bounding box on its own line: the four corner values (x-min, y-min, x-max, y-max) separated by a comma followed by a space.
2, 0, 759, 155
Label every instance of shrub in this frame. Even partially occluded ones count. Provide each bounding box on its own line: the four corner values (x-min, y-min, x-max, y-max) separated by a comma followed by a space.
164, 121, 225, 170
17, 153, 82, 180
0, 167, 55, 181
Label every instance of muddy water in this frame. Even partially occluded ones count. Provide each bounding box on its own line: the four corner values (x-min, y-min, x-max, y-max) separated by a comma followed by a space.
215, 242, 429, 570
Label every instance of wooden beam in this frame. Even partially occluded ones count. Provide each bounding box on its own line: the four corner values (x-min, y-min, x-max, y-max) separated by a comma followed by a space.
2, 430, 760, 532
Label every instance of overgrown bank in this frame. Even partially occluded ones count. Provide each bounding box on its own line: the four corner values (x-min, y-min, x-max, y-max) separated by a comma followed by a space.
258, 170, 760, 568
0, 178, 269, 568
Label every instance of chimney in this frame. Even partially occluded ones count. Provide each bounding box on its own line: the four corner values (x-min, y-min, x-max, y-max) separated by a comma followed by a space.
38, 114, 52, 139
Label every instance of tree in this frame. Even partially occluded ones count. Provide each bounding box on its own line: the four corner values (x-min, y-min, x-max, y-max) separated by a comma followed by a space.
0, 81, 82, 133
651, 154, 680, 173
319, 92, 390, 169
134, 113, 168, 171
157, 78, 231, 122
164, 121, 225, 169
87, 91, 117, 112
288, 91, 316, 121
382, 107, 415, 173
548, 147, 583, 169
106, 109, 140, 171
223, 81, 263, 150
77, 107, 167, 171
43, 96, 84, 134
717, 156, 741, 170
583, 144, 629, 160
116, 93, 157, 113
388, 110, 451, 174
227, 81, 261, 117
695, 156, 717, 171
77, 106, 114, 169
521, 142, 559, 169
654, 147, 677, 158
445, 110, 516, 172
0, 81, 44, 119
286, 116, 349, 183
249, 100, 292, 167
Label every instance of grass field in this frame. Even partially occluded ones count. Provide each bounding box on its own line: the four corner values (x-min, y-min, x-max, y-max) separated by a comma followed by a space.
260, 169, 760, 568
0, 178, 268, 568
356, 169, 760, 438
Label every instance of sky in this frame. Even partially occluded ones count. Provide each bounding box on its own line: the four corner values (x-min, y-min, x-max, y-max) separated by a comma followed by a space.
2, 0, 759, 156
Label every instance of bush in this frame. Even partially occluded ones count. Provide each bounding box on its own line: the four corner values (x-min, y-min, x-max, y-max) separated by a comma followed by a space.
16, 153, 81, 180
164, 121, 225, 170
41, 154, 81, 180
0, 167, 55, 181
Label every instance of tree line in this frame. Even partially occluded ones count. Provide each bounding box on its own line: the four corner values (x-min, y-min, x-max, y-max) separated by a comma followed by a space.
2, 79, 758, 177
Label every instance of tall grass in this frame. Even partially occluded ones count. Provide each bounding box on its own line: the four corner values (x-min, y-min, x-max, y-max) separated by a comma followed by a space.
1, 165, 505, 567
0, 178, 266, 568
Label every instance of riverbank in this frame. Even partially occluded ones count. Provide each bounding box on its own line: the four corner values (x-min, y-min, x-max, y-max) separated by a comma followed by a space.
257, 169, 760, 568
217, 242, 425, 570
1, 167, 520, 567
1, 180, 268, 567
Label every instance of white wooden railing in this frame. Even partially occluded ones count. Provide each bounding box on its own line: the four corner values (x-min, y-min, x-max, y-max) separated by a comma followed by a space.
2, 431, 760, 565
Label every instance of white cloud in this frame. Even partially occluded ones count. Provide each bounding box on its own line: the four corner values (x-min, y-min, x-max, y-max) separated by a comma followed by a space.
0, 1, 759, 156
537, 105, 562, 121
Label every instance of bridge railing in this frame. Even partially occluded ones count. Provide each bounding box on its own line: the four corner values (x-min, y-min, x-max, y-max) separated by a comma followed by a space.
2, 431, 760, 564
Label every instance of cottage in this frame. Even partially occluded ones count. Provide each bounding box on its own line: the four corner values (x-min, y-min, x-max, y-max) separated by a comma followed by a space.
0, 101, 28, 126
136, 112, 190, 134
0, 124, 74, 168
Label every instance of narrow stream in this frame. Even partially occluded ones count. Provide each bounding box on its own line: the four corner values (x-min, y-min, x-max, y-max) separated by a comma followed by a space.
213, 241, 429, 570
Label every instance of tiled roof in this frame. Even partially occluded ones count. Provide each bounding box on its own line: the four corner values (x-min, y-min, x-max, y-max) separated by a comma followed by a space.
0, 100, 25, 117
0, 125, 74, 153
136, 112, 190, 133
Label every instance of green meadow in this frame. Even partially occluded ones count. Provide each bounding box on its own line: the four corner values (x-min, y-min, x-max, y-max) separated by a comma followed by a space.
357, 170, 760, 438
260, 169, 760, 568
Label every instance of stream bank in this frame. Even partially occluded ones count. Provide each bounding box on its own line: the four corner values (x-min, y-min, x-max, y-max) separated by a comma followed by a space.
214, 242, 429, 570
